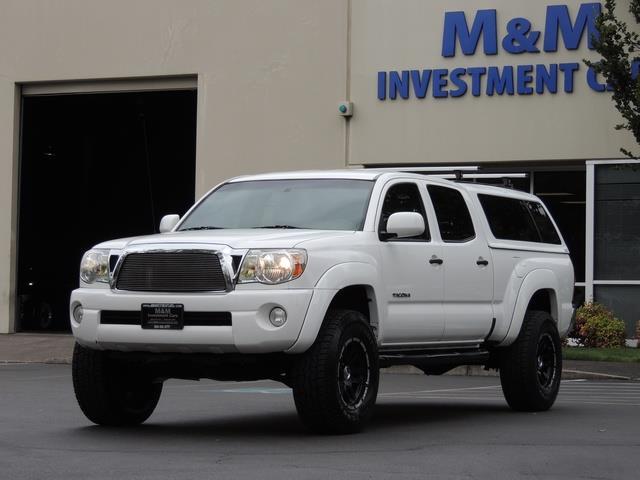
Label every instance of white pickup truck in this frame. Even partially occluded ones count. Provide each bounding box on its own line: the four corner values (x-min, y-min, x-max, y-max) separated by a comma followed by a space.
70, 169, 574, 433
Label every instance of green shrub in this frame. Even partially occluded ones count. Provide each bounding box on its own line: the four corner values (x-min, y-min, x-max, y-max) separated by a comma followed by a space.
573, 302, 626, 348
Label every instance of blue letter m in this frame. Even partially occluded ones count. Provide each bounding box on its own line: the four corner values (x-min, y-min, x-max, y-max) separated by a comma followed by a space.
442, 10, 498, 57
543, 3, 602, 52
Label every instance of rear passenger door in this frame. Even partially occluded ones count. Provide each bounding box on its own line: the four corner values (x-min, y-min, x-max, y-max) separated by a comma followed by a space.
425, 184, 495, 342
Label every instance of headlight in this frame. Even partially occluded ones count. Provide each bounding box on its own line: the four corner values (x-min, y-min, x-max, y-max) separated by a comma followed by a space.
80, 249, 110, 284
238, 249, 307, 284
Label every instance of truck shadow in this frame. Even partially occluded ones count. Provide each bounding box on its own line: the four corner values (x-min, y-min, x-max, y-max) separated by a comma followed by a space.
371, 402, 510, 430
74, 402, 514, 440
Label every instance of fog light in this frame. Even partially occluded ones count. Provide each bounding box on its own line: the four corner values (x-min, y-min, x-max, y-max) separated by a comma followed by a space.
72, 304, 84, 324
269, 307, 287, 327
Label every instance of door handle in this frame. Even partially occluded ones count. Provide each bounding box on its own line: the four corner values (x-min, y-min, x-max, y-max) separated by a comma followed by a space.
476, 257, 489, 266
429, 256, 443, 265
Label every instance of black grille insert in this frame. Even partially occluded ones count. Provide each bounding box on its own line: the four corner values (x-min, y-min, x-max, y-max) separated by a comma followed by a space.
115, 252, 227, 292
101, 310, 232, 326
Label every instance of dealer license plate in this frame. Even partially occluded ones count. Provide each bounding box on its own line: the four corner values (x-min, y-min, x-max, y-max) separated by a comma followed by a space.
141, 303, 184, 330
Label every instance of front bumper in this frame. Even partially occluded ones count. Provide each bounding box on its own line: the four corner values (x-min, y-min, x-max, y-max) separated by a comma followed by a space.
70, 287, 314, 354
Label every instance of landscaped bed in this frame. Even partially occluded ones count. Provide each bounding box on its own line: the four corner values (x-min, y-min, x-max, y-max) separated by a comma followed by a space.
563, 347, 640, 363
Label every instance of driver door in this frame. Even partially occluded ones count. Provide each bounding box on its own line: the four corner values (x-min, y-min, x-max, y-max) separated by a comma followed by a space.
377, 180, 445, 346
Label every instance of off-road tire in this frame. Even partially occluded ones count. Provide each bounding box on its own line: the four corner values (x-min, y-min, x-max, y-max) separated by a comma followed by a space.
499, 310, 562, 412
72, 343, 162, 426
291, 309, 379, 434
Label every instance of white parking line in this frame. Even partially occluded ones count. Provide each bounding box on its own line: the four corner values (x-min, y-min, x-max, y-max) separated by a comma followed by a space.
559, 383, 640, 388
559, 384, 639, 388
559, 393, 640, 397
387, 396, 640, 406
380, 385, 502, 397
209, 387, 291, 394
404, 393, 640, 399
378, 381, 640, 406
164, 379, 271, 389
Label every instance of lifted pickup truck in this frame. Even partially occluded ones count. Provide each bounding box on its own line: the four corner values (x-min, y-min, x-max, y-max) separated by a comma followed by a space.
70, 169, 574, 433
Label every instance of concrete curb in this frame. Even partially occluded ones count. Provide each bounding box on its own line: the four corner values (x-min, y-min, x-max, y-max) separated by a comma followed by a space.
0, 359, 71, 365
0, 333, 75, 364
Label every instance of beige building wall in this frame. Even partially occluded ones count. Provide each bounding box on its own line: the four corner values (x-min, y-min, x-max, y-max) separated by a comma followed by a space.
0, 0, 349, 333
349, 0, 634, 165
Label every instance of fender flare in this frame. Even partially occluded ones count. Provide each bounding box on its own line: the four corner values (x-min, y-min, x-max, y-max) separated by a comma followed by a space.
285, 262, 380, 354
499, 268, 560, 346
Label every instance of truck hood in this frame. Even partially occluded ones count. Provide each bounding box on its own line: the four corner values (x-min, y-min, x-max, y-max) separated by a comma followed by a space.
94, 229, 356, 251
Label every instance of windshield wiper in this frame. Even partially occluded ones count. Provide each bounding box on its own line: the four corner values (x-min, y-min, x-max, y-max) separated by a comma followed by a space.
179, 226, 224, 231
254, 225, 302, 229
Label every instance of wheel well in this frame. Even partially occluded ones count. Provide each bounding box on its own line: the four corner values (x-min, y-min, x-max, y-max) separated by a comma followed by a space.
527, 289, 557, 320
327, 285, 373, 323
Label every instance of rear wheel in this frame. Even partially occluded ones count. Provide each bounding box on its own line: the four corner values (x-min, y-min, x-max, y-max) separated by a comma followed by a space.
72, 343, 162, 426
291, 309, 379, 434
499, 310, 562, 412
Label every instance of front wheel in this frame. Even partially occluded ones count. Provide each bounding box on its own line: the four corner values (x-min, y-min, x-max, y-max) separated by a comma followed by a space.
499, 310, 562, 412
72, 343, 162, 426
291, 309, 379, 434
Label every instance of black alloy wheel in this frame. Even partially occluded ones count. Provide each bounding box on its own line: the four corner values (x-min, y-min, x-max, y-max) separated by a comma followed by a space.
536, 332, 558, 391
338, 337, 371, 411
499, 310, 562, 412
292, 309, 379, 434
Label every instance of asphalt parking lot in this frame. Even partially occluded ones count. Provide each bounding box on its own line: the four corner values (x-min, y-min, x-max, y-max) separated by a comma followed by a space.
1, 364, 639, 480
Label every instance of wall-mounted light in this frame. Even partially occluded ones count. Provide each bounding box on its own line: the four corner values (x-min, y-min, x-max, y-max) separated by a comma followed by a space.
338, 101, 353, 117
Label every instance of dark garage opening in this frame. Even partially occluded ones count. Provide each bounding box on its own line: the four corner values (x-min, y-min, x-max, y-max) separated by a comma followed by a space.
17, 89, 197, 331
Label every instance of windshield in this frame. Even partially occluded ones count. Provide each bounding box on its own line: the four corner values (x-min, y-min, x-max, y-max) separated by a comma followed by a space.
178, 179, 374, 231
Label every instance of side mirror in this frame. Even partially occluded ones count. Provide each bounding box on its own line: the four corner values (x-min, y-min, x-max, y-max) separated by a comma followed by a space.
385, 212, 425, 239
159, 214, 180, 233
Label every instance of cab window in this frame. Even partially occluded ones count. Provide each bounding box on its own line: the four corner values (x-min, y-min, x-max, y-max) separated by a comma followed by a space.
378, 183, 430, 241
478, 194, 562, 244
427, 185, 476, 242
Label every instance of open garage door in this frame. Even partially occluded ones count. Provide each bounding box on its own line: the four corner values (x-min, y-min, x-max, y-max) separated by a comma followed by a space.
17, 84, 197, 331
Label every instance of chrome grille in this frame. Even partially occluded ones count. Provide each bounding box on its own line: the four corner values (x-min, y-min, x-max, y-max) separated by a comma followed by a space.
115, 252, 228, 292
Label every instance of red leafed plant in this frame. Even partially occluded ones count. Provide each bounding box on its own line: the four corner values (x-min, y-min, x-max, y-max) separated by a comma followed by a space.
573, 302, 626, 348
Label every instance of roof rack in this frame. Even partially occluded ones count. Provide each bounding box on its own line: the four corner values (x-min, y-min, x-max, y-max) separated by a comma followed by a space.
432, 172, 528, 180
356, 165, 528, 188
433, 172, 528, 189
358, 166, 479, 173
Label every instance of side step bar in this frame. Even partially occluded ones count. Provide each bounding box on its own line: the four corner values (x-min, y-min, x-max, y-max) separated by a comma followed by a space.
379, 349, 491, 375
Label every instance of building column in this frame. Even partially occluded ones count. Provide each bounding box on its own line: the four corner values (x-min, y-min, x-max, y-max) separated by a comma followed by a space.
585, 162, 595, 302
0, 81, 20, 334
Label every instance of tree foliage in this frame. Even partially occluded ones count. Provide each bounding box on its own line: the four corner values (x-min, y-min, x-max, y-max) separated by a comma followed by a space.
587, 0, 640, 157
